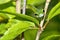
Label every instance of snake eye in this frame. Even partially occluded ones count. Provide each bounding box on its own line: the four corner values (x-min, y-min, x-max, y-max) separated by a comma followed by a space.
43, 9, 45, 12
35, 14, 38, 15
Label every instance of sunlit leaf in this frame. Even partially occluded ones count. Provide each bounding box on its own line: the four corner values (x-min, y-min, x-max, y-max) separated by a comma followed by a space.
0, 19, 20, 34
5, 19, 19, 29
47, 2, 60, 20
0, 6, 16, 19
13, 13, 39, 26
0, 12, 39, 26
0, 13, 9, 22
27, 0, 45, 5
0, 19, 22, 34
13, 0, 45, 6
2, 6, 16, 13
0, 24, 7, 34
49, 8, 60, 20
0, 0, 10, 4
0, 21, 35, 40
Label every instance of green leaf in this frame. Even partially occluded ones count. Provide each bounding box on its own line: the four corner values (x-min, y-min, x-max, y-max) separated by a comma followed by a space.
6, 14, 16, 19
0, 0, 10, 4
0, 13, 9, 19
13, 0, 45, 6
24, 29, 38, 40
0, 12, 39, 26
2, 6, 16, 13
14, 13, 39, 26
0, 21, 35, 40
0, 6, 16, 19
42, 34, 60, 40
40, 21, 60, 40
0, 19, 23, 34
26, 0, 45, 5
40, 31, 60, 40
47, 2, 60, 20
0, 13, 9, 22
49, 8, 60, 20
0, 23, 7, 34
5, 19, 19, 29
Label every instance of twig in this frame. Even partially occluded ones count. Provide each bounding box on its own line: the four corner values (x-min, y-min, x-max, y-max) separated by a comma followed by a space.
36, 0, 51, 40
16, 0, 21, 13
22, 0, 26, 40
22, 38, 24, 40
16, 0, 22, 40
40, 0, 51, 29
36, 29, 43, 40
43, 20, 49, 29
22, 0, 26, 14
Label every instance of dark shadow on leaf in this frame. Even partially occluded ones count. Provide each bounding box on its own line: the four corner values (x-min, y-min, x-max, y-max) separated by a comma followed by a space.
0, 1, 15, 10
0, 11, 39, 26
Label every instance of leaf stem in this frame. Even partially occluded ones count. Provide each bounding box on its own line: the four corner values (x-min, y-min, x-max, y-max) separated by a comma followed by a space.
43, 20, 49, 29
16, 0, 21, 13
22, 0, 26, 14
36, 0, 51, 40
22, 0, 26, 40
22, 38, 24, 40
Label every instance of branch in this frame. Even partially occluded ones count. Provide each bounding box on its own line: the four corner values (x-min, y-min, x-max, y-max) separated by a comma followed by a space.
43, 0, 51, 29
16, 0, 21, 13
40, 0, 51, 28
22, 0, 26, 40
43, 20, 49, 29
22, 0, 26, 14
22, 38, 24, 40
36, 0, 51, 40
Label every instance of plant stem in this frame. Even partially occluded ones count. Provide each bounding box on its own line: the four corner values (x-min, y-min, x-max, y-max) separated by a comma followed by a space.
16, 0, 22, 40
36, 0, 51, 40
36, 29, 43, 40
22, 38, 24, 40
16, 0, 21, 13
22, 0, 26, 14
22, 0, 26, 40
43, 20, 49, 29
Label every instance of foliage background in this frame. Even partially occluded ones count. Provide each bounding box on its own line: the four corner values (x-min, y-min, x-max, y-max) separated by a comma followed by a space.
0, 0, 60, 40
